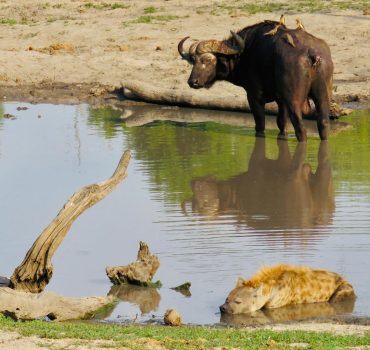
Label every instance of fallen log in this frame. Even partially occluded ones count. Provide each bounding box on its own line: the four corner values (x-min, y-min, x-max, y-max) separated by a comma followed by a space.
121, 80, 277, 113
0, 287, 115, 321
106, 241, 162, 287
10, 150, 131, 293
121, 80, 352, 118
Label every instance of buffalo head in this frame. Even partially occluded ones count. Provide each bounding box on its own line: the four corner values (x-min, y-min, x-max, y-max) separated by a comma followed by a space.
178, 31, 245, 89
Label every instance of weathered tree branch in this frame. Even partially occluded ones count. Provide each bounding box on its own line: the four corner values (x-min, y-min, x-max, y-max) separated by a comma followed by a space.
10, 150, 131, 293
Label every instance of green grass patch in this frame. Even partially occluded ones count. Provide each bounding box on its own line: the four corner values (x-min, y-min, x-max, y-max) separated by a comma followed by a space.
124, 14, 180, 26
144, 6, 157, 14
84, 2, 129, 10
1, 314, 370, 349
0, 19, 18, 25
110, 3, 130, 10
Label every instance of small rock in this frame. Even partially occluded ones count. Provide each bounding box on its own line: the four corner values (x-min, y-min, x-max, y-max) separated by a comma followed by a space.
164, 308, 182, 326
155, 46, 162, 51
16, 106, 29, 111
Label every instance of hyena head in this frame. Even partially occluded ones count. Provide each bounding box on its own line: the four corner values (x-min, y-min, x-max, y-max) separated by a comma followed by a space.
220, 279, 269, 314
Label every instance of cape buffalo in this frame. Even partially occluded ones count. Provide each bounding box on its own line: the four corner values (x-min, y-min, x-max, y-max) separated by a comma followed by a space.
178, 20, 334, 142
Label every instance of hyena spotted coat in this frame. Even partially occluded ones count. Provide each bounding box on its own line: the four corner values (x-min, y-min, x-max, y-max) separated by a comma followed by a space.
220, 264, 355, 314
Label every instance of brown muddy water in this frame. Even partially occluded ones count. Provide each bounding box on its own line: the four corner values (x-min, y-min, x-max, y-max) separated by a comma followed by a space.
0, 102, 369, 325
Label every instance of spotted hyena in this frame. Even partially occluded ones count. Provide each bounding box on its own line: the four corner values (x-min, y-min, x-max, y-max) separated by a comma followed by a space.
220, 264, 355, 314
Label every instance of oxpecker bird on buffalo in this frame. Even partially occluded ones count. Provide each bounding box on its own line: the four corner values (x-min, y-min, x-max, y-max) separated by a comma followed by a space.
178, 19, 334, 142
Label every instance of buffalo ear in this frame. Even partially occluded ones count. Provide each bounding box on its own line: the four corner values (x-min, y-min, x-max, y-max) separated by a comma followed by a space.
217, 57, 229, 79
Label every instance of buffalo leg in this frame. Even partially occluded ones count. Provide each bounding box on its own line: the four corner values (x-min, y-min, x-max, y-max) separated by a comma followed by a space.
287, 102, 307, 142
277, 101, 289, 140
247, 94, 265, 137
312, 95, 330, 140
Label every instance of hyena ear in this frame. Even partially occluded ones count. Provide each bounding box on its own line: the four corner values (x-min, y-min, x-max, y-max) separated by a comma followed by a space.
236, 277, 245, 287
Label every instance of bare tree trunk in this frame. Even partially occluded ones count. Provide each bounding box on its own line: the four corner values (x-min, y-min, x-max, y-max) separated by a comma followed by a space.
10, 150, 131, 293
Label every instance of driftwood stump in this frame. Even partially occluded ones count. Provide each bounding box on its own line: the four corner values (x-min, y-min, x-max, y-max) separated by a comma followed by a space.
106, 241, 161, 287
10, 150, 131, 293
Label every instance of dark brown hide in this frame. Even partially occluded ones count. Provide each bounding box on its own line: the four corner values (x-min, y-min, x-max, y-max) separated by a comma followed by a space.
179, 21, 334, 141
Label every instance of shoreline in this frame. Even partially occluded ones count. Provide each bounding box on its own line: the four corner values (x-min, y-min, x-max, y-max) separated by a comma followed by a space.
1, 83, 369, 111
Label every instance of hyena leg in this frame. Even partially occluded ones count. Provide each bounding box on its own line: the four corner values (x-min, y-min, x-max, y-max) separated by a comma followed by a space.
330, 282, 355, 302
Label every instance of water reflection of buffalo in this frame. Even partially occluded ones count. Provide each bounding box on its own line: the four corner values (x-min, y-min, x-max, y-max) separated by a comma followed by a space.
108, 285, 160, 314
185, 139, 334, 230
220, 298, 355, 326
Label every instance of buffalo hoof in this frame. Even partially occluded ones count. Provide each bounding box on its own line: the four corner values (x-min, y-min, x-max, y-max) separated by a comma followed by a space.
277, 132, 288, 140
255, 131, 265, 138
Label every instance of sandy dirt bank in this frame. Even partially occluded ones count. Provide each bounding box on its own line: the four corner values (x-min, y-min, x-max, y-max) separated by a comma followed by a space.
0, 0, 369, 108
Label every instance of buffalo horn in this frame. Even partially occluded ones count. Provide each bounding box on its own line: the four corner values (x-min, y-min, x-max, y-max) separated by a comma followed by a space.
178, 36, 191, 60
197, 34, 244, 56
231, 31, 245, 52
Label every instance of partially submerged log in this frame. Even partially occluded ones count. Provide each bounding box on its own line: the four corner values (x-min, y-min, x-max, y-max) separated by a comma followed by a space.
121, 80, 352, 118
10, 150, 131, 293
0, 287, 115, 321
106, 241, 161, 287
